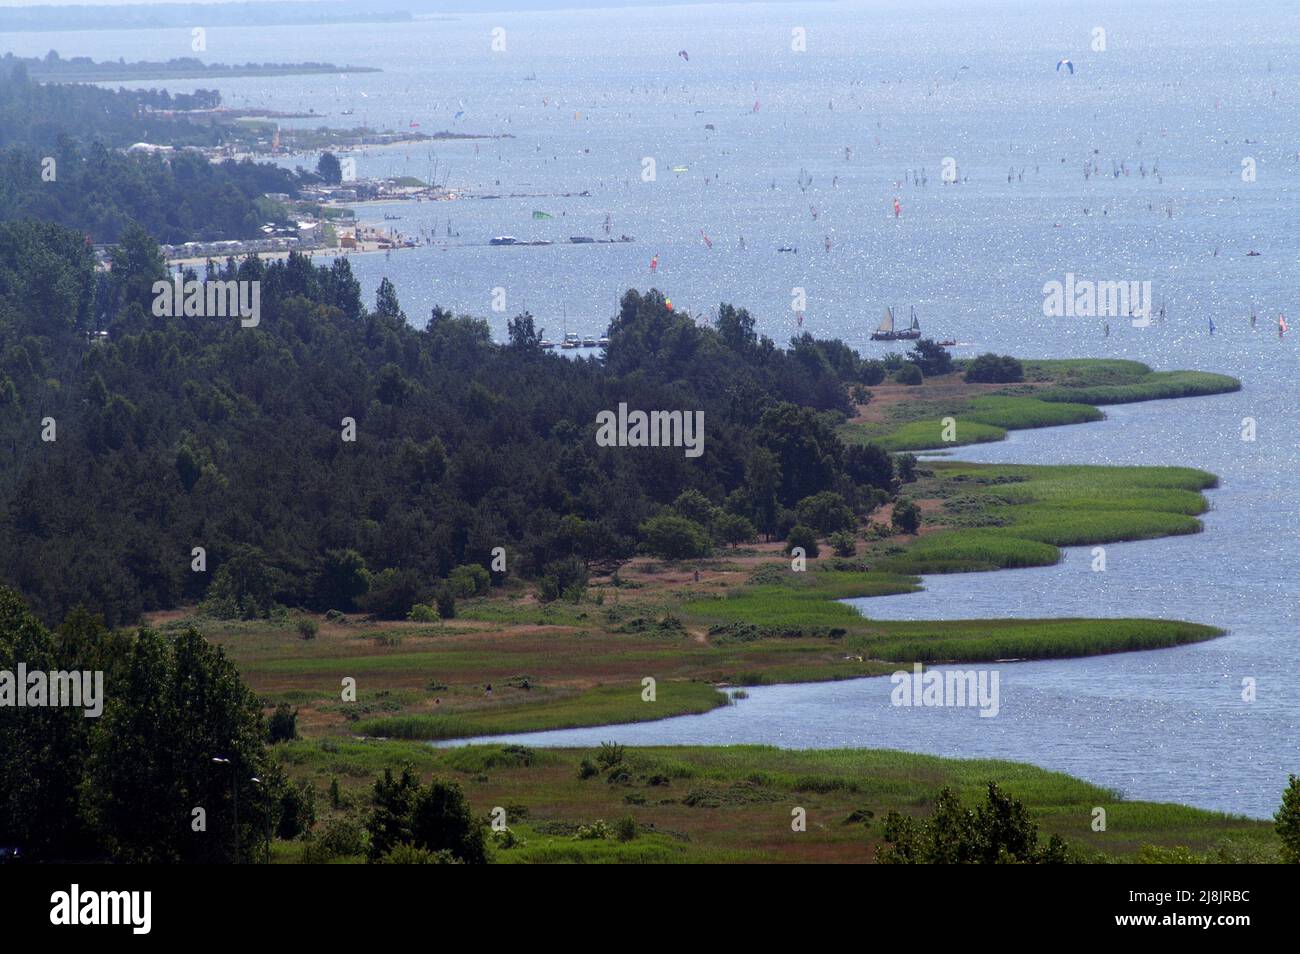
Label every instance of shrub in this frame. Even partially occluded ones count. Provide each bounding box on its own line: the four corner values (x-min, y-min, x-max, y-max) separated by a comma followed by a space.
908, 338, 954, 376
891, 499, 922, 535
713, 512, 756, 548
894, 362, 923, 386
201, 544, 277, 619
830, 530, 857, 557
309, 816, 366, 860
435, 586, 456, 620
845, 442, 894, 490
366, 767, 486, 864
296, 617, 318, 640
266, 703, 298, 744
785, 524, 820, 558
640, 513, 712, 560
277, 780, 316, 839
616, 815, 639, 842
576, 819, 613, 840
795, 491, 855, 534
880, 784, 1071, 864
965, 353, 1024, 384
377, 844, 461, 864
596, 741, 625, 769
359, 567, 425, 619
449, 564, 490, 598
895, 453, 918, 484
538, 557, 588, 603
407, 603, 437, 622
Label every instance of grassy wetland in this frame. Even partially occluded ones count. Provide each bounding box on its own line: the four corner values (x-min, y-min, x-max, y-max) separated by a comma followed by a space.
134, 356, 1258, 863
140, 357, 1265, 863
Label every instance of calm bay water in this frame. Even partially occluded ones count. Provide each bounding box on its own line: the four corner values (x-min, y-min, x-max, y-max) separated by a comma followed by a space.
15, 0, 1297, 816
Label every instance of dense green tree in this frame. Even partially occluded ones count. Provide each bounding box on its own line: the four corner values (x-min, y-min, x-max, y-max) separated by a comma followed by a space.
640, 513, 711, 560
1277, 774, 1300, 864
907, 338, 954, 377
316, 151, 343, 185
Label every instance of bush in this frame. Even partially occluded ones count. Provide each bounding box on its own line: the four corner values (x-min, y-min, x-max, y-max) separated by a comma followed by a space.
830, 530, 857, 557
640, 513, 712, 560
908, 339, 954, 377
359, 567, 425, 620
366, 767, 486, 864
296, 617, 318, 640
964, 353, 1024, 384
311, 816, 366, 860
880, 784, 1071, 864
785, 524, 820, 558
576, 819, 613, 840
844, 442, 894, 490
891, 499, 922, 535
266, 703, 298, 744
596, 741, 625, 769
376, 844, 461, 864
795, 491, 855, 535
449, 564, 490, 598
616, 815, 639, 842
712, 511, 756, 548
538, 557, 588, 603
895, 453, 918, 484
435, 586, 456, 620
201, 544, 277, 620
894, 363, 923, 386
407, 603, 437, 622
277, 780, 316, 840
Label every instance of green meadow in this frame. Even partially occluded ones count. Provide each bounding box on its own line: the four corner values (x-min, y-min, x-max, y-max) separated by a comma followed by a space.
271, 740, 1275, 864
842, 360, 1239, 451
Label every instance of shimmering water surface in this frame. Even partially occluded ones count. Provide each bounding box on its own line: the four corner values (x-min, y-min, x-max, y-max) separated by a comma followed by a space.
17, 1, 1298, 816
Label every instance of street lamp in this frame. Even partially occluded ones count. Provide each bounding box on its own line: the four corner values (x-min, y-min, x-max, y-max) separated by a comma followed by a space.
212, 756, 240, 864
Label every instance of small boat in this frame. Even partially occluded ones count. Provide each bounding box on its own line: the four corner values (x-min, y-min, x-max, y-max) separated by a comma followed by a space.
581, 335, 598, 348
871, 306, 921, 341
539, 339, 555, 350
777, 245, 797, 253
489, 235, 519, 246
569, 236, 595, 243
597, 336, 610, 347
561, 332, 580, 350
937, 338, 957, 347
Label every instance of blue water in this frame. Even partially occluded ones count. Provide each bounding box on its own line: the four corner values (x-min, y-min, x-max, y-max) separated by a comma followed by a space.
14, 0, 1297, 817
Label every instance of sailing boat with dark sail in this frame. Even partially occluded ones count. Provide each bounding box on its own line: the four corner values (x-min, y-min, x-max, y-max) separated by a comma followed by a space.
871, 305, 921, 341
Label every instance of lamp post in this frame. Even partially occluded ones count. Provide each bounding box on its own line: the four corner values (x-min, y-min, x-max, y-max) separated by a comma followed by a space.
212, 756, 239, 864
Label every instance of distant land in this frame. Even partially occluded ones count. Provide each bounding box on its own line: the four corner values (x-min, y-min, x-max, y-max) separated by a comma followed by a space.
0, 1, 418, 33
10, 52, 381, 83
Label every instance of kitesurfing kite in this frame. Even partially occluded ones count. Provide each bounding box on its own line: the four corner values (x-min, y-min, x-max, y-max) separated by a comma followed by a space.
678, 50, 689, 61
1056, 59, 1074, 74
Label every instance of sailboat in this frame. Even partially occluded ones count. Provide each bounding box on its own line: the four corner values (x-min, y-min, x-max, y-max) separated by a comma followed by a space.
871, 305, 921, 341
